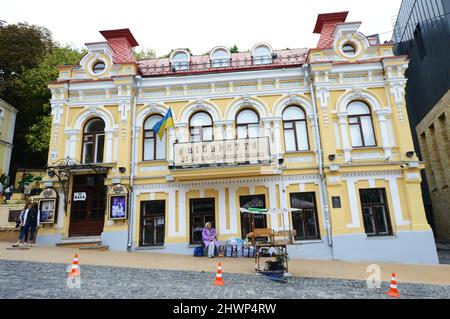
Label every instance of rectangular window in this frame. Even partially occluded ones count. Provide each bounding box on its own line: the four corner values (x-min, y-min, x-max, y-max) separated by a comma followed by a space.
190, 198, 215, 245
290, 192, 320, 240
239, 195, 267, 239
140, 200, 165, 247
359, 189, 392, 236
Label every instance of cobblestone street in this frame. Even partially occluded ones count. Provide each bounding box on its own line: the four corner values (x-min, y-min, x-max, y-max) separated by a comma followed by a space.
1, 260, 449, 299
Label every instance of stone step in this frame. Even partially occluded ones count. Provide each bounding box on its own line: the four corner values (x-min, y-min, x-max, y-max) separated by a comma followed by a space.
79, 245, 109, 251
56, 236, 102, 248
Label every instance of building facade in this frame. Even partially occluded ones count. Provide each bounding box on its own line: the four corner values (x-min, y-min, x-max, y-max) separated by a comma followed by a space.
392, 0, 450, 240
38, 12, 438, 264
0, 98, 18, 176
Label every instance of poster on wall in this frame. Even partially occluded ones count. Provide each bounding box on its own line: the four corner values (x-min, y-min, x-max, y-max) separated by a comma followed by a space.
39, 199, 56, 224
109, 195, 127, 220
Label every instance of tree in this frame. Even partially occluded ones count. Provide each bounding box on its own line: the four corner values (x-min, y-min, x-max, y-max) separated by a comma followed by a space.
0, 21, 84, 170
17, 45, 84, 158
229, 45, 239, 53
134, 48, 156, 60
0, 22, 53, 101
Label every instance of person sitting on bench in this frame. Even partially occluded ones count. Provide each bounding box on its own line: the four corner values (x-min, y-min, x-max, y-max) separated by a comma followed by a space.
202, 222, 221, 258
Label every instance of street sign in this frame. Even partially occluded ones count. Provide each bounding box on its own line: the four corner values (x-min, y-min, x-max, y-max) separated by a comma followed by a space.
73, 192, 87, 201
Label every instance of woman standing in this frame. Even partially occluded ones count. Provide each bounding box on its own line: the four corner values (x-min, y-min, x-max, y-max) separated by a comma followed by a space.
17, 202, 40, 247
202, 222, 221, 258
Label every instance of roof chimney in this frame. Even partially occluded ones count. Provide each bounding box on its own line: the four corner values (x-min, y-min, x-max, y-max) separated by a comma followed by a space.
99, 29, 139, 64
313, 11, 349, 49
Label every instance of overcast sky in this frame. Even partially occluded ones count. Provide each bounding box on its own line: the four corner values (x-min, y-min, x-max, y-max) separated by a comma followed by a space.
2, 0, 403, 56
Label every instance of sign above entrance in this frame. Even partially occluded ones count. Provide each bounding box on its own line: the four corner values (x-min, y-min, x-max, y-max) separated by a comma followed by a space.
173, 137, 271, 168
73, 192, 87, 201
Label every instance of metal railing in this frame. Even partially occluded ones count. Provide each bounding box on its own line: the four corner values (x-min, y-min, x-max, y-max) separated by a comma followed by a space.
139, 54, 306, 76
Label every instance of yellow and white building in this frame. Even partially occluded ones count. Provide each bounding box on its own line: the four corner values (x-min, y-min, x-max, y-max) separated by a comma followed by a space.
39, 12, 439, 264
0, 98, 17, 176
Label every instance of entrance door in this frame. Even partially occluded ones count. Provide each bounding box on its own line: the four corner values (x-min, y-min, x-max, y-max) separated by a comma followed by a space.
140, 200, 165, 247
240, 194, 267, 239
190, 198, 215, 245
69, 174, 106, 237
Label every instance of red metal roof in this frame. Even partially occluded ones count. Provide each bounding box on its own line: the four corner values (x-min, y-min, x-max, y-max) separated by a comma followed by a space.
313, 11, 349, 49
100, 29, 138, 64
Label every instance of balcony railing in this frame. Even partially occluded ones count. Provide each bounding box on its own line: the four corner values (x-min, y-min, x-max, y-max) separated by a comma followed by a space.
139, 54, 306, 76
172, 137, 271, 169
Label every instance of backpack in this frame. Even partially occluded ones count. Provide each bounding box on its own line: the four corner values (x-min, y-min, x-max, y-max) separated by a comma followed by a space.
193, 247, 204, 257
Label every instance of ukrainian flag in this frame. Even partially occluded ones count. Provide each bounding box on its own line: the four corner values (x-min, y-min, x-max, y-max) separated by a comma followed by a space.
153, 108, 175, 139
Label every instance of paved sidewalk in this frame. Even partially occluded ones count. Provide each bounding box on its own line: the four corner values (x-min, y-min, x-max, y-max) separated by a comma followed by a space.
1, 260, 449, 299
1, 242, 450, 286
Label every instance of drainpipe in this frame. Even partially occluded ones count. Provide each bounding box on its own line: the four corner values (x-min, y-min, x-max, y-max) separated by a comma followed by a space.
127, 75, 142, 250
302, 64, 333, 247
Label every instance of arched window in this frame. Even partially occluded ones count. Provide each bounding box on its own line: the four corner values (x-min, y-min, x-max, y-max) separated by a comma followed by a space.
252, 44, 272, 65
143, 115, 166, 161
211, 48, 230, 68
283, 106, 309, 152
236, 109, 260, 139
347, 101, 376, 148
171, 51, 190, 71
189, 112, 213, 142
82, 118, 105, 164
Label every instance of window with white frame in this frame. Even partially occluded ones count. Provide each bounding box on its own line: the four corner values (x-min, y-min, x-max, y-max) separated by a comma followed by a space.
189, 111, 213, 142
143, 115, 166, 161
236, 109, 260, 139
171, 51, 190, 70
252, 45, 272, 65
347, 101, 376, 148
283, 106, 309, 152
82, 118, 105, 164
211, 48, 230, 68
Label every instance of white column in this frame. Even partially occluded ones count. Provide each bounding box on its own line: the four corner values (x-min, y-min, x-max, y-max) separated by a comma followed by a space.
263, 120, 275, 157
176, 124, 187, 143
168, 188, 176, 237
225, 121, 234, 140
55, 190, 65, 229
218, 188, 228, 234
178, 188, 187, 236
68, 133, 78, 159
387, 177, 411, 226
345, 178, 361, 229
215, 123, 224, 141
113, 134, 118, 162
228, 187, 239, 234
272, 119, 282, 158
278, 183, 290, 230
268, 184, 279, 231
338, 113, 351, 163
376, 111, 392, 159
105, 131, 113, 162
168, 127, 175, 165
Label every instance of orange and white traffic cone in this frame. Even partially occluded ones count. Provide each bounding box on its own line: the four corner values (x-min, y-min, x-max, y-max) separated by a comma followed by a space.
386, 273, 400, 298
213, 262, 224, 286
68, 254, 81, 277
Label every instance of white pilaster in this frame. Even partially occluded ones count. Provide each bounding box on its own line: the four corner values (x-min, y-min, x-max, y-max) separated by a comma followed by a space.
105, 131, 113, 162
387, 177, 411, 226
178, 188, 187, 236
168, 189, 176, 237
273, 119, 282, 158
345, 178, 361, 228
228, 187, 239, 234
218, 188, 229, 234
338, 113, 351, 163
268, 184, 279, 231
168, 127, 175, 164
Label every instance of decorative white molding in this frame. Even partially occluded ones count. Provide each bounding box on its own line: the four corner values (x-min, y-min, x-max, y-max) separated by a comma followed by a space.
225, 97, 269, 121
